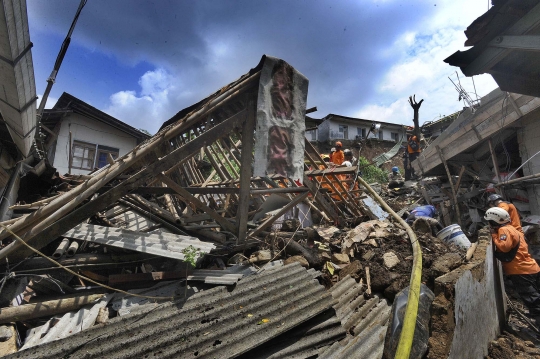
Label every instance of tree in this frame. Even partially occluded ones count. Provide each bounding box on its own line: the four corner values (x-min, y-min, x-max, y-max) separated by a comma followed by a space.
408, 95, 424, 139
138, 128, 152, 136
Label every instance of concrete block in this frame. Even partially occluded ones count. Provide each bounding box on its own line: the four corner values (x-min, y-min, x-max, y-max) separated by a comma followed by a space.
382, 252, 400, 269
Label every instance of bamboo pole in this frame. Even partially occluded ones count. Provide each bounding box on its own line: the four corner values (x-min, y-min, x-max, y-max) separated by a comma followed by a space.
0, 294, 104, 324
9, 193, 61, 210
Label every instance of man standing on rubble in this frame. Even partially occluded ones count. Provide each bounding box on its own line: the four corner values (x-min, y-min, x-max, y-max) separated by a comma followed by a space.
485, 207, 540, 325
487, 193, 523, 234
405, 95, 424, 181
332, 142, 344, 165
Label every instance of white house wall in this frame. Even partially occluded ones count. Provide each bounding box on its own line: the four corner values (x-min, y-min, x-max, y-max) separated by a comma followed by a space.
317, 120, 330, 142
518, 114, 540, 215
53, 114, 138, 175
324, 119, 404, 142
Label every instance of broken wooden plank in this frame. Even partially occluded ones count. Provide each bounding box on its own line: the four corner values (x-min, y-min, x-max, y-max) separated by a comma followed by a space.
236, 99, 256, 243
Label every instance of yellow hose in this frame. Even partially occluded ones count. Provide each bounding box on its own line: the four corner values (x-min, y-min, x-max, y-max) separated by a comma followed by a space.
356, 177, 422, 359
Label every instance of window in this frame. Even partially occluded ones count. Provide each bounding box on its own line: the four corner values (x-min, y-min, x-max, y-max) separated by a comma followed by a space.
71, 141, 96, 170
391, 132, 399, 142
379, 131, 383, 140
97, 145, 119, 168
71, 141, 119, 171
357, 127, 366, 138
338, 125, 348, 139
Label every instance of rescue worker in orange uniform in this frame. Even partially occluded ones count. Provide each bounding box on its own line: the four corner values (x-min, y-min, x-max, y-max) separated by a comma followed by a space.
405, 135, 421, 180
485, 207, 540, 324
332, 142, 344, 166
487, 193, 523, 234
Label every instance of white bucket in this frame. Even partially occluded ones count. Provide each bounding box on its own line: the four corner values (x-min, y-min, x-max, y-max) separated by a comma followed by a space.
436, 224, 471, 249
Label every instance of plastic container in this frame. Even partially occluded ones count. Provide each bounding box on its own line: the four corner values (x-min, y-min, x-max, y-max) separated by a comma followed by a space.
383, 284, 435, 359
436, 224, 471, 249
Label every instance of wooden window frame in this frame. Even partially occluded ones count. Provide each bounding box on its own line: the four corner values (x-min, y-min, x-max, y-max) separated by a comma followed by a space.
71, 140, 96, 170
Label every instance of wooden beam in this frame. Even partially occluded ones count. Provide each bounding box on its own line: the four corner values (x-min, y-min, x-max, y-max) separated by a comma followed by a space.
236, 99, 256, 243
488, 138, 502, 184
158, 174, 236, 233
0, 111, 246, 262
40, 123, 57, 139
454, 166, 466, 190
250, 192, 310, 237
303, 176, 342, 225
436, 146, 462, 226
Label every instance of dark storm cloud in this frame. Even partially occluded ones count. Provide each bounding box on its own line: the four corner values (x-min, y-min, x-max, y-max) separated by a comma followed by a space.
28, 1, 437, 120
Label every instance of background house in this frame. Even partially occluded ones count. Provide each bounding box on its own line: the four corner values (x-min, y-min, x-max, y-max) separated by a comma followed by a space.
317, 114, 406, 143
305, 115, 323, 142
40, 93, 150, 175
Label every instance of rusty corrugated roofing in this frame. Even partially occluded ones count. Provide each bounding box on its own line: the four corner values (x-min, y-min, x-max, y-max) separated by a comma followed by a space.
8, 262, 332, 359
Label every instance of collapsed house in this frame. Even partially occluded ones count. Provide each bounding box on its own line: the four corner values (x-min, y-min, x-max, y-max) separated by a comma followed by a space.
0, 0, 538, 358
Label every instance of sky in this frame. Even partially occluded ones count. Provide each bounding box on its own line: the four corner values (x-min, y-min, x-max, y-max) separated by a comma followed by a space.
27, 0, 498, 135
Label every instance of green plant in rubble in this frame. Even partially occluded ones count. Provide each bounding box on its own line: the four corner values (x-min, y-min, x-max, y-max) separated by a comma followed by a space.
357, 156, 388, 184
182, 245, 203, 268
181, 245, 205, 299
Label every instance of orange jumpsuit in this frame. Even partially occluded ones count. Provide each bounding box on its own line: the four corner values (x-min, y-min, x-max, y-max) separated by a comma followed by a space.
332, 150, 344, 165
498, 201, 523, 234
492, 224, 540, 275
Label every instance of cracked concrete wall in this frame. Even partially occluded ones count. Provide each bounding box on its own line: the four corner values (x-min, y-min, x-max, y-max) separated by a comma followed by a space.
428, 232, 506, 359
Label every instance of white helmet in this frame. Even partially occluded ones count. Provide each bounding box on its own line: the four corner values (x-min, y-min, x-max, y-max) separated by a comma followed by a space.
342, 161, 352, 167
484, 207, 510, 224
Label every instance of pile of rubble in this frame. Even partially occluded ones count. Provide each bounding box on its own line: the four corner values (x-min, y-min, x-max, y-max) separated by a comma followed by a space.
0, 55, 501, 359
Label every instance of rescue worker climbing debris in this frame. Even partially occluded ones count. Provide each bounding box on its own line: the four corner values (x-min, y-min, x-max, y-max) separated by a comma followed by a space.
485, 207, 540, 325
487, 193, 523, 234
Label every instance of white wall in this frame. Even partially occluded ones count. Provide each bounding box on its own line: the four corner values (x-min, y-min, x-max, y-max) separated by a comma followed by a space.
518, 114, 540, 215
317, 120, 331, 141
306, 129, 317, 141
326, 120, 404, 142
53, 113, 138, 175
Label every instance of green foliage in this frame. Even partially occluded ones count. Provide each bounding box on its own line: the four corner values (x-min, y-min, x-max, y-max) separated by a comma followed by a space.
138, 128, 152, 136
357, 156, 388, 184
182, 245, 205, 268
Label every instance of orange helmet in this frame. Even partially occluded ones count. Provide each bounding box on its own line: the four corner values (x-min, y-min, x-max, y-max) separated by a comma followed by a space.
335, 141, 342, 147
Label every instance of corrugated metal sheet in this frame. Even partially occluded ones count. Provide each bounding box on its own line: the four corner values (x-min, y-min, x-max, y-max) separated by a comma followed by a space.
189, 263, 256, 285
372, 131, 406, 167
21, 294, 113, 351
321, 275, 391, 359
9, 262, 332, 359
106, 205, 163, 232
239, 309, 346, 359
62, 223, 215, 260
111, 281, 181, 316
319, 322, 388, 359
